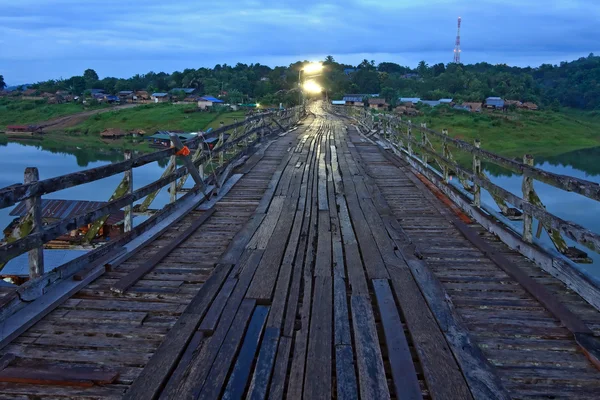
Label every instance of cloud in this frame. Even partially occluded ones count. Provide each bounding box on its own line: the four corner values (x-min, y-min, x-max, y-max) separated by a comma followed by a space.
0, 0, 598, 83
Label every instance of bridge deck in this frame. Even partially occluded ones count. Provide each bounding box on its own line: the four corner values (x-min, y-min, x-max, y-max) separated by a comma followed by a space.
1, 110, 600, 399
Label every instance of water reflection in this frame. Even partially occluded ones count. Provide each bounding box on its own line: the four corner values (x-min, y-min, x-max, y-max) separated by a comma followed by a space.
0, 142, 183, 241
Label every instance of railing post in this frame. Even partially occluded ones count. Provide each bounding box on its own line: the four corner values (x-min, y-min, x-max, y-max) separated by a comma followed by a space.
219, 122, 225, 167
442, 129, 450, 182
421, 123, 428, 167
522, 154, 534, 243
473, 139, 482, 207
407, 120, 413, 156
124, 151, 133, 233
169, 139, 177, 204
24, 167, 44, 278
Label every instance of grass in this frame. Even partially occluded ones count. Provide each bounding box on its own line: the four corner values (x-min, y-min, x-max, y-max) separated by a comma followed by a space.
0, 98, 108, 129
29, 104, 249, 154
64, 103, 247, 135
404, 107, 600, 159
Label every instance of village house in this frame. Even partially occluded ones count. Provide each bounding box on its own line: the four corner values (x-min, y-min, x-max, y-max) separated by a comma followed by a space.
197, 96, 224, 110
521, 102, 539, 111
134, 91, 150, 101
151, 93, 170, 103
454, 102, 483, 112
399, 97, 421, 105
485, 97, 505, 109
118, 91, 134, 102
505, 100, 523, 108
394, 105, 420, 116
343, 94, 366, 107
331, 100, 346, 106
368, 98, 387, 109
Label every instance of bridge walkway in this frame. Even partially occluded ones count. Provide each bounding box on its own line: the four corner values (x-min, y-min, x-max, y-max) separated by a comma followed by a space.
0, 110, 599, 399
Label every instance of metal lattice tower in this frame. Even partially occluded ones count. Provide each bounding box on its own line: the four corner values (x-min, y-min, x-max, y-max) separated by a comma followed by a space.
453, 17, 462, 64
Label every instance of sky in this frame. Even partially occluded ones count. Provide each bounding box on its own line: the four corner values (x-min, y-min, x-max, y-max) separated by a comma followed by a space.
1, 0, 599, 84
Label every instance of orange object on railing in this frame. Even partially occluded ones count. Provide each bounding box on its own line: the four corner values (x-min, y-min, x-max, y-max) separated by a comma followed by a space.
175, 146, 190, 157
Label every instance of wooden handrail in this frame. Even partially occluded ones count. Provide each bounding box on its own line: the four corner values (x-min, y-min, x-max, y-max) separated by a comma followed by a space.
0, 111, 283, 209
0, 107, 303, 268
379, 113, 600, 202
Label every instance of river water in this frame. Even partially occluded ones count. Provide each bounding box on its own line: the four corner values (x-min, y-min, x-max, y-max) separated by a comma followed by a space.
0, 141, 598, 279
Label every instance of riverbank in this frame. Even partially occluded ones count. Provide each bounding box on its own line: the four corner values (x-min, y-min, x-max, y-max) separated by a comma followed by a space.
406, 107, 600, 159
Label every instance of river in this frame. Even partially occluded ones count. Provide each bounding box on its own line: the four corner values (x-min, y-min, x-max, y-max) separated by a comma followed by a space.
0, 141, 598, 279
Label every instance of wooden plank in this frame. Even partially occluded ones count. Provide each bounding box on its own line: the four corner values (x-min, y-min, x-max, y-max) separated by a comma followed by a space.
314, 210, 332, 277
219, 214, 265, 265
450, 216, 593, 335
372, 279, 421, 400
0, 265, 104, 351
335, 345, 359, 400
245, 327, 280, 400
246, 163, 303, 302
221, 306, 269, 400
111, 208, 216, 294
162, 250, 264, 399
351, 295, 390, 400
333, 276, 351, 346
304, 276, 332, 400
247, 197, 285, 250
198, 278, 237, 334
160, 331, 205, 396
122, 263, 233, 400
196, 300, 258, 400
266, 336, 291, 400
0, 365, 118, 387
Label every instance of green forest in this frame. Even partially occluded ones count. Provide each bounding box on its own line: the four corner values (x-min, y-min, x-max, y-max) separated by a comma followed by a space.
8, 53, 600, 110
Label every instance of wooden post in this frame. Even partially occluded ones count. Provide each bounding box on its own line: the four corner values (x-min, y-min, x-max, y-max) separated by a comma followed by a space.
24, 167, 44, 278
407, 120, 413, 156
421, 124, 428, 167
442, 129, 450, 182
473, 139, 482, 207
219, 122, 225, 167
522, 154, 534, 243
124, 151, 133, 233
169, 142, 177, 204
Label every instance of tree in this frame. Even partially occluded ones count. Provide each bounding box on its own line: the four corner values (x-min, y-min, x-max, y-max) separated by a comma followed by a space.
0, 75, 6, 91
83, 69, 99, 82
417, 61, 429, 77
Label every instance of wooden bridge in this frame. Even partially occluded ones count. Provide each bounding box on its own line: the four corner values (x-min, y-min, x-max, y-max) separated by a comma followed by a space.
0, 102, 599, 399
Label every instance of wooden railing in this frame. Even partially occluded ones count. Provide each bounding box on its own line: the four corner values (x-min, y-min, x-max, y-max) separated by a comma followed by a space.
336, 106, 600, 263
0, 107, 304, 280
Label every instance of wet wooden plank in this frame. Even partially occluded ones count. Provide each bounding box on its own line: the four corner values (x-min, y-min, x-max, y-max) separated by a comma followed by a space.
303, 276, 332, 400
245, 327, 280, 400
351, 295, 390, 400
221, 306, 269, 400
196, 300, 258, 400
372, 279, 421, 400
335, 345, 359, 400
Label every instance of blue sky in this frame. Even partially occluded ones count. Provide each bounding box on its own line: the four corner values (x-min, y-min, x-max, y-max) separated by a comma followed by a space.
1, 0, 599, 84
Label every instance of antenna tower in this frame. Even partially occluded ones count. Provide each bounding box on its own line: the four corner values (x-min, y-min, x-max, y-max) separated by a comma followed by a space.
453, 17, 462, 64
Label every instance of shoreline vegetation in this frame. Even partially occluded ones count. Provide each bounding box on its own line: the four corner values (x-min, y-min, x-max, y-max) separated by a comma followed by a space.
377, 105, 600, 160
0, 101, 249, 154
